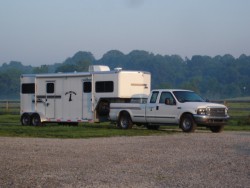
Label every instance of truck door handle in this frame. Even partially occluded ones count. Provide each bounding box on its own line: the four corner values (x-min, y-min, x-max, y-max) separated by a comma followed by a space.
156, 106, 159, 110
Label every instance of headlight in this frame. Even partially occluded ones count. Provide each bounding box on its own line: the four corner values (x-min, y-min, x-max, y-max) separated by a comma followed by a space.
197, 108, 207, 115
225, 108, 228, 115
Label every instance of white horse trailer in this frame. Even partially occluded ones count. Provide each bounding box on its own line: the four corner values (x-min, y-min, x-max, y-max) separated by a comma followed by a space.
20, 66, 151, 126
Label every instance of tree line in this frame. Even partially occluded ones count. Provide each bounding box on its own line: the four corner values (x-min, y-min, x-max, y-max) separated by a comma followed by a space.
0, 50, 250, 99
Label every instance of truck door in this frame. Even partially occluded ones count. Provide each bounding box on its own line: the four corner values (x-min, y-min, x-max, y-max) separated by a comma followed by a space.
82, 81, 92, 120
154, 91, 179, 124
145, 91, 159, 123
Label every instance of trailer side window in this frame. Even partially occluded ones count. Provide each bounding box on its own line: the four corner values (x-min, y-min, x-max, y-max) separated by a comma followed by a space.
22, 83, 35, 94
46, 83, 54, 93
95, 81, 114, 93
83, 82, 92, 93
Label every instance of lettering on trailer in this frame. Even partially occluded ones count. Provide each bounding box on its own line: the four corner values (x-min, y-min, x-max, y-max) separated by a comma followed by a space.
35, 95, 62, 106
65, 91, 77, 102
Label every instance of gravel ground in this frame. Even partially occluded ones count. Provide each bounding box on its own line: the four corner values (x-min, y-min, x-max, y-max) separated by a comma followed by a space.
0, 131, 249, 188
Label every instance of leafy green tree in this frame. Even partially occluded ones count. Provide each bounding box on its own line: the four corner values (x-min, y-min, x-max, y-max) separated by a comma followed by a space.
1, 50, 250, 99
32, 65, 49, 73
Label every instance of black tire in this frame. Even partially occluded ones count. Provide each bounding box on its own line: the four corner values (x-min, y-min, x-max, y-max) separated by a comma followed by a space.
210, 125, 224, 133
97, 100, 110, 116
118, 112, 133, 129
180, 114, 197, 133
21, 113, 31, 126
31, 113, 42, 126
146, 125, 160, 130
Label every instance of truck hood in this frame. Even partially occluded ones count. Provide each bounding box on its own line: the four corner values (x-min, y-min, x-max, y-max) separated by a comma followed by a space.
179, 102, 227, 110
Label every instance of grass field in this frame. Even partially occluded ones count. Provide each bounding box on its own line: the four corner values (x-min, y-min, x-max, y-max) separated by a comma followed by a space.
0, 114, 249, 138
224, 101, 250, 127
0, 115, 180, 138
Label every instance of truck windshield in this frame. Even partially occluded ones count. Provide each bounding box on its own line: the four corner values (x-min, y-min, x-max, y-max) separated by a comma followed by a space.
173, 91, 205, 103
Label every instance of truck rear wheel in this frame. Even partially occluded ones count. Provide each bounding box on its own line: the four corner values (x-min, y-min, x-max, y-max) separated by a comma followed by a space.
118, 112, 133, 129
210, 125, 224, 133
180, 114, 196, 132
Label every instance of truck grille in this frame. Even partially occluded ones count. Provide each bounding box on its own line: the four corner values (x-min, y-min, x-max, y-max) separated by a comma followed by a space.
207, 108, 226, 117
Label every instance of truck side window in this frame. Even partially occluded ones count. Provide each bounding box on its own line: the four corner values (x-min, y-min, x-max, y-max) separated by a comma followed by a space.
159, 92, 175, 105
150, 91, 159, 103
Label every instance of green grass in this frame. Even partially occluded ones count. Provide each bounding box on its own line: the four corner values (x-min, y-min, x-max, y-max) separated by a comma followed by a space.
226, 101, 250, 126
0, 115, 249, 139
0, 114, 20, 123
0, 101, 20, 115
0, 124, 177, 138
0, 115, 178, 138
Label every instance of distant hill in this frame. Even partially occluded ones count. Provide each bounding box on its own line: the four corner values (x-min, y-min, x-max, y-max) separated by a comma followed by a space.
0, 50, 250, 99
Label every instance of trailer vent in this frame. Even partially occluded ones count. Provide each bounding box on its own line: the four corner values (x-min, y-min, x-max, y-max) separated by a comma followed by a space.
89, 65, 110, 72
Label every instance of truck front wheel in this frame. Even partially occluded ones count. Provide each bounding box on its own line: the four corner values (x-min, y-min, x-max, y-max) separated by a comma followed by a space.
180, 114, 197, 133
118, 112, 133, 129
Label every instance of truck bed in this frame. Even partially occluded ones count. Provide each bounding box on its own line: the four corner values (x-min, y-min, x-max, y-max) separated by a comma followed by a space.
109, 103, 146, 123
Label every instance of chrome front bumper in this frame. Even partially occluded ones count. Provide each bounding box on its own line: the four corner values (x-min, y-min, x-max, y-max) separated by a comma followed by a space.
193, 115, 230, 126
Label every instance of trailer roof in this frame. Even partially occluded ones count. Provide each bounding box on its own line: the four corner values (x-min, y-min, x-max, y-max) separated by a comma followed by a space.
21, 70, 150, 78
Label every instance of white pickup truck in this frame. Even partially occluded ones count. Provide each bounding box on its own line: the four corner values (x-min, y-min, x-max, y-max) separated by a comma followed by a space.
109, 89, 229, 133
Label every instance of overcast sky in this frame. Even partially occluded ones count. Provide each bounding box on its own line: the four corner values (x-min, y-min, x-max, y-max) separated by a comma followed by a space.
0, 0, 250, 66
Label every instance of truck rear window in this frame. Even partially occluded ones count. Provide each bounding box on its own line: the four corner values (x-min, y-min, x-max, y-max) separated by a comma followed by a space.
130, 98, 147, 104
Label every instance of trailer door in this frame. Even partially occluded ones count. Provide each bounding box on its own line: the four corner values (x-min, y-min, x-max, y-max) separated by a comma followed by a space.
82, 81, 92, 120
45, 81, 56, 119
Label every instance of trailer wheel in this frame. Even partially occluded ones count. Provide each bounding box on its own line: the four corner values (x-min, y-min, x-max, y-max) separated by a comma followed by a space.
31, 113, 42, 126
180, 114, 196, 132
118, 112, 133, 129
21, 113, 31, 126
210, 125, 224, 133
